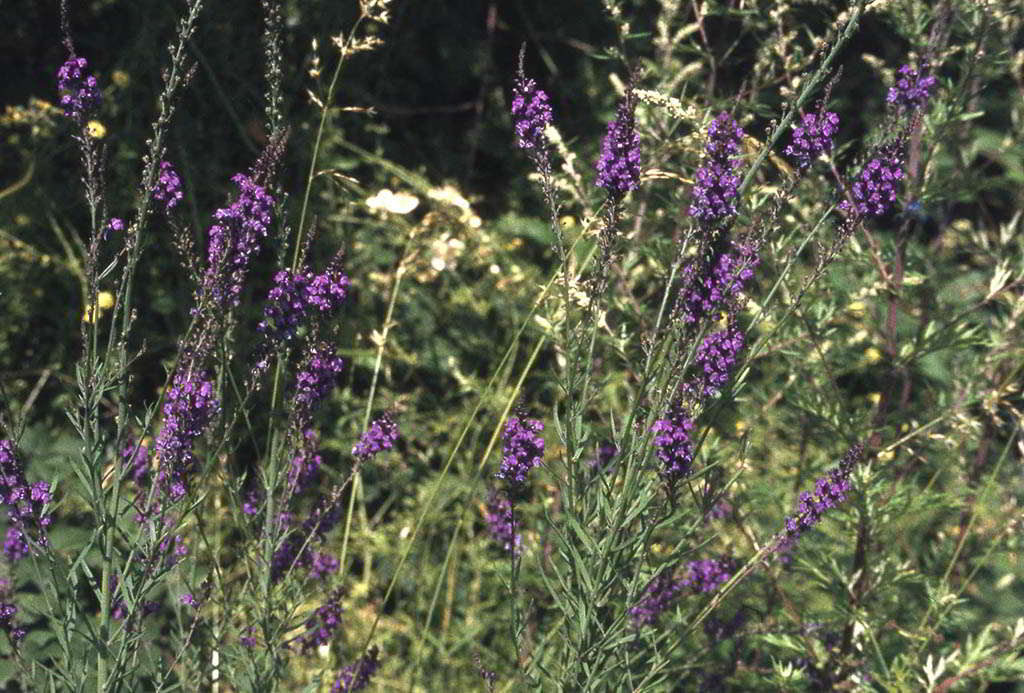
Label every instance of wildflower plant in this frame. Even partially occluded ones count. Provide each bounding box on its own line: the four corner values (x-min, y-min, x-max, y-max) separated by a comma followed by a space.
1, 0, 1022, 691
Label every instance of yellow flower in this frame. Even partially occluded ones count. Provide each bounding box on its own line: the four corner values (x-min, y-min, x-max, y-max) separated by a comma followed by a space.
82, 291, 115, 323
112, 70, 131, 88
863, 347, 882, 365
85, 120, 106, 138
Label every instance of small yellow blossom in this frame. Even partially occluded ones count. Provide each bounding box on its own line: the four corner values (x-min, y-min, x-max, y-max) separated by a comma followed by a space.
111, 70, 130, 88
867, 392, 881, 405
83, 291, 115, 323
85, 120, 106, 138
863, 347, 882, 364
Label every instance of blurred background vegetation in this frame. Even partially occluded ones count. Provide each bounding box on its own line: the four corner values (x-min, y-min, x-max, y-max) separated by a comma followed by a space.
1, 0, 1022, 689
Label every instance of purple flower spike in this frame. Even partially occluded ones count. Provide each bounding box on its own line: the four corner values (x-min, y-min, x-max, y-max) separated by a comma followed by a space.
690, 112, 745, 225
153, 161, 183, 213
292, 343, 345, 428
681, 558, 732, 594
295, 589, 344, 653
332, 646, 381, 692
680, 242, 759, 326
204, 173, 274, 308
155, 370, 220, 500
511, 75, 553, 152
595, 94, 642, 195
785, 111, 839, 171
259, 266, 349, 343
56, 55, 100, 120
694, 323, 746, 398
651, 404, 695, 486
841, 142, 904, 217
485, 489, 521, 556
351, 414, 399, 461
774, 444, 863, 555
0, 439, 53, 555
629, 570, 683, 628
887, 64, 938, 110
495, 416, 544, 487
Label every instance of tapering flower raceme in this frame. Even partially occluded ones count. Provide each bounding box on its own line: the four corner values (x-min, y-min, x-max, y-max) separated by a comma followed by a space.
288, 428, 323, 494
292, 342, 345, 427
155, 369, 219, 500
56, 55, 100, 120
0, 439, 53, 556
681, 558, 732, 594
511, 75, 553, 152
153, 160, 183, 213
690, 112, 745, 225
887, 64, 937, 110
204, 173, 274, 308
651, 404, 695, 486
840, 142, 904, 217
332, 646, 381, 692
309, 551, 340, 580
595, 94, 642, 195
295, 589, 344, 653
258, 266, 349, 343
629, 570, 683, 627
485, 489, 520, 556
784, 111, 839, 171
4, 528, 28, 562
351, 414, 399, 461
495, 416, 544, 486
271, 496, 343, 582
0, 600, 24, 643
680, 242, 759, 326
774, 444, 863, 555
693, 323, 746, 398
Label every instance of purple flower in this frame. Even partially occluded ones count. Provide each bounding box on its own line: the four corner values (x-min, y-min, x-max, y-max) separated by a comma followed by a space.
0, 599, 23, 643
180, 593, 199, 607
693, 323, 745, 397
292, 342, 345, 428
56, 55, 100, 120
0, 439, 53, 555
271, 495, 343, 583
887, 64, 937, 110
511, 75, 553, 152
289, 429, 323, 494
295, 589, 343, 653
680, 242, 759, 326
785, 111, 839, 171
774, 444, 863, 555
3, 527, 28, 562
155, 370, 219, 500
588, 442, 618, 473
332, 646, 381, 692
351, 414, 399, 461
689, 112, 744, 225
153, 160, 183, 213
309, 551, 340, 580
651, 404, 695, 486
629, 570, 683, 627
681, 558, 732, 593
240, 626, 258, 647
258, 266, 349, 343
485, 489, 520, 556
204, 173, 274, 308
840, 142, 904, 217
595, 93, 642, 195
495, 416, 544, 487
